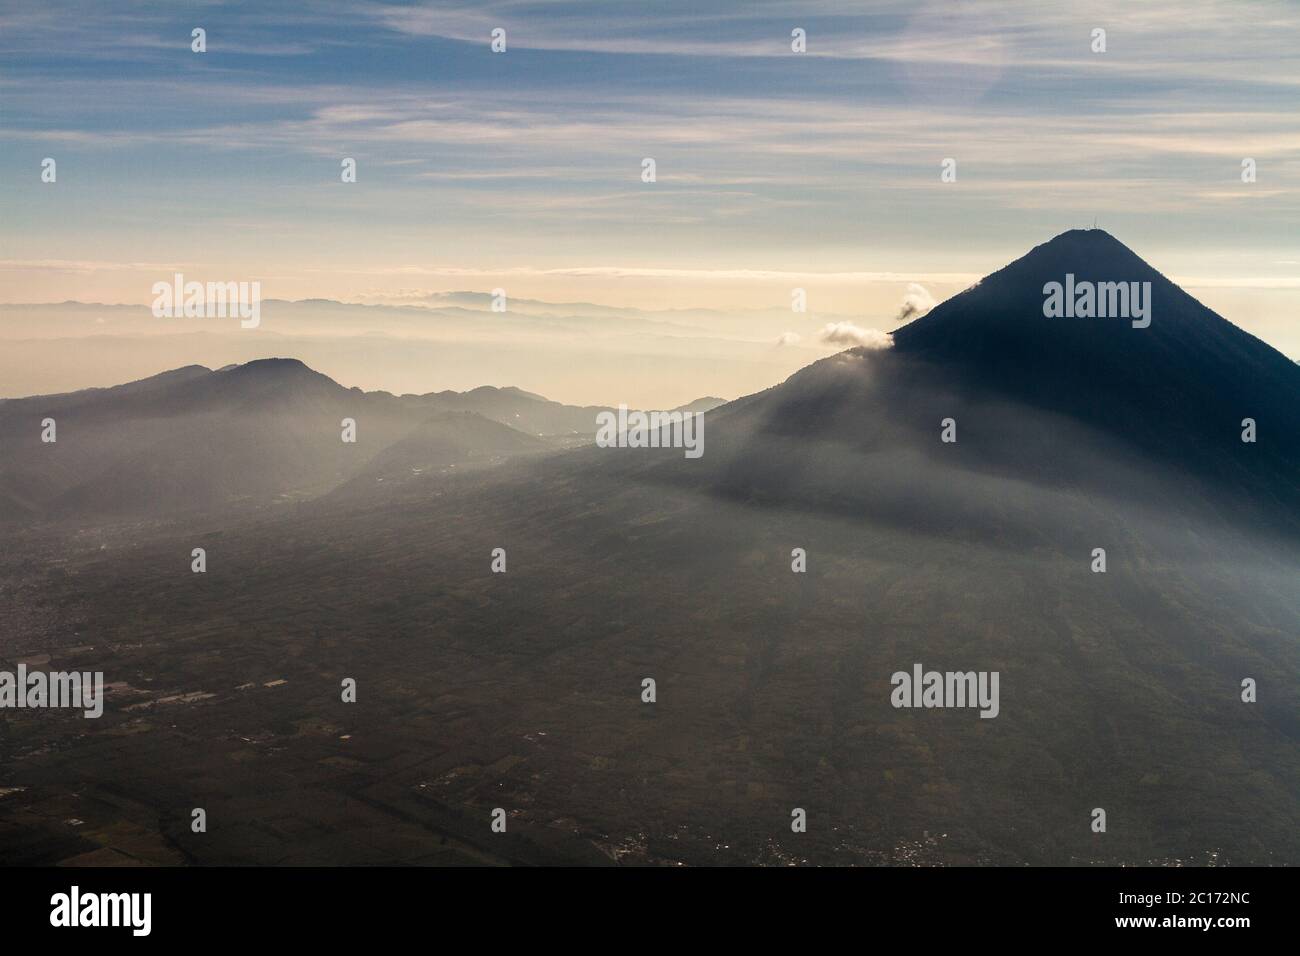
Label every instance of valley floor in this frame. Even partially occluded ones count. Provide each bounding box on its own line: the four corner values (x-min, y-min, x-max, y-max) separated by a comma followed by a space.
1, 468, 1296, 866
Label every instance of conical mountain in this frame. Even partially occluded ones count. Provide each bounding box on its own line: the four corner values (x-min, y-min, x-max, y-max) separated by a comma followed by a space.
894, 230, 1298, 494
658, 230, 1300, 537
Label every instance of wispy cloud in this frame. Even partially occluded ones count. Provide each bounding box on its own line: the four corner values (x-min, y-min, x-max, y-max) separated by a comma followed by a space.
0, 0, 1296, 359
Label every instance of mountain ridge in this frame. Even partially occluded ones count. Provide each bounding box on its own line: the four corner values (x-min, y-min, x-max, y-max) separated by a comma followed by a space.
0, 359, 727, 524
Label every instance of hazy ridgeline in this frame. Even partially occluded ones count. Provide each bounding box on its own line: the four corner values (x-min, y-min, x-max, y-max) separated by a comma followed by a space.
0, 232, 1295, 866
0, 294, 835, 411
0, 358, 722, 524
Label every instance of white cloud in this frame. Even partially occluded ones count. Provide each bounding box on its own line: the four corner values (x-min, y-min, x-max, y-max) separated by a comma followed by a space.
895, 283, 937, 322
819, 322, 893, 350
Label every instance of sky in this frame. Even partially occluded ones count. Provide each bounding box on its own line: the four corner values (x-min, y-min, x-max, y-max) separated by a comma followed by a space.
0, 0, 1298, 397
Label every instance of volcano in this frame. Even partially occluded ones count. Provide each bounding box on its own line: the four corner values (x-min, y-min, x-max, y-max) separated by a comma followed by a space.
599, 229, 1300, 540
893, 230, 1299, 510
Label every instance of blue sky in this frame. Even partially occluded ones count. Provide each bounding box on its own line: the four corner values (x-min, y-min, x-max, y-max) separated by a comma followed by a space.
1, 0, 1298, 354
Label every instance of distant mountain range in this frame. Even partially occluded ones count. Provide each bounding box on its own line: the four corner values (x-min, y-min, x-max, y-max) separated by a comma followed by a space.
0, 360, 725, 524
0, 291, 847, 409
4, 229, 1295, 535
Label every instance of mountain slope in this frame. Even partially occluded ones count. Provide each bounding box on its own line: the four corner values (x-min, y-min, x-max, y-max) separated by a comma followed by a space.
0, 360, 554, 522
